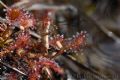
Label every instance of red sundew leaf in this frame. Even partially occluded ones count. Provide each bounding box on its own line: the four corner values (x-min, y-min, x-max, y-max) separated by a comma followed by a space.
49, 35, 64, 49
9, 31, 30, 50
38, 58, 63, 75
6, 7, 35, 30
0, 31, 30, 57
53, 31, 86, 57
15, 32, 30, 48
28, 58, 63, 79
49, 32, 86, 58
6, 8, 22, 21
19, 17, 35, 30
28, 71, 39, 80
64, 31, 86, 51
28, 75, 37, 80
41, 61, 63, 74
28, 60, 41, 80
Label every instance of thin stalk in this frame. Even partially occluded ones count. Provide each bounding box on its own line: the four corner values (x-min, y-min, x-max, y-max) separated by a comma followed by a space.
0, 61, 27, 76
0, 0, 9, 9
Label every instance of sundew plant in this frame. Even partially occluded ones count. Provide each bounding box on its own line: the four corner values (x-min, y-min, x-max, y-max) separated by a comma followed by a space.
0, 0, 86, 80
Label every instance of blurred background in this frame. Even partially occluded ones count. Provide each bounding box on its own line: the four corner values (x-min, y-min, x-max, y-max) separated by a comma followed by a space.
0, 0, 120, 80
